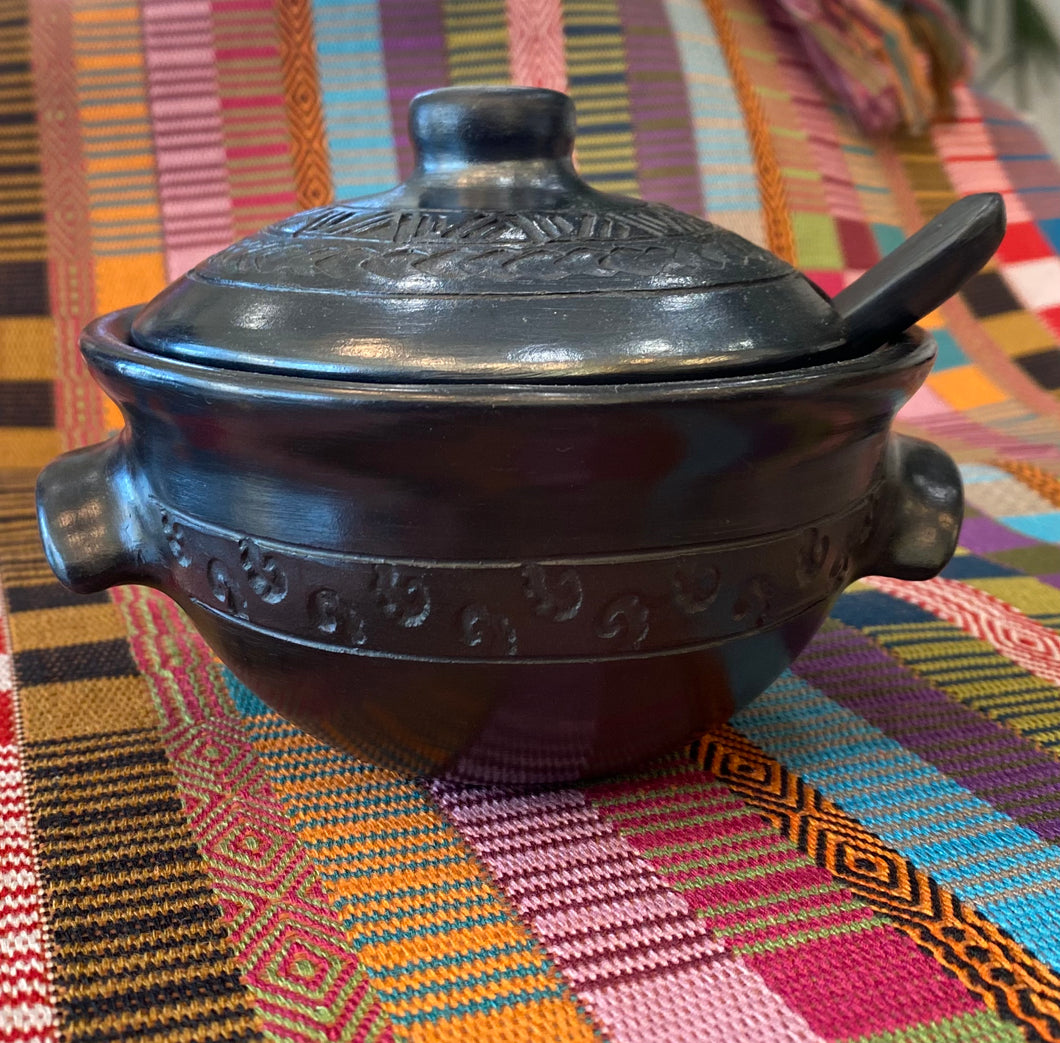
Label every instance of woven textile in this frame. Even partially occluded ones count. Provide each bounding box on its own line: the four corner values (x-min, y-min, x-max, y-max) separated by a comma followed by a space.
4, 0, 1060, 1040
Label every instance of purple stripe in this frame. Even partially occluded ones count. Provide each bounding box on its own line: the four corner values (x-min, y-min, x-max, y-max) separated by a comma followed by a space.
615, 0, 703, 214
958, 515, 1038, 554
795, 624, 1060, 841
377, 1, 449, 178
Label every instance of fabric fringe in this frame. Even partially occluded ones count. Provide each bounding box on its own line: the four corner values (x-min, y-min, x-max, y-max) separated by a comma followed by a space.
765, 0, 972, 134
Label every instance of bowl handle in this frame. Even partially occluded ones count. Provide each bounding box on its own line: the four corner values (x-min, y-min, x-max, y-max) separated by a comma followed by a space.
36, 437, 157, 594
856, 434, 963, 581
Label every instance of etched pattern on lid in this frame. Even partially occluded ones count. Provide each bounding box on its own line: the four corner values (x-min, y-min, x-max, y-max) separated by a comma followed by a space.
129, 87, 846, 383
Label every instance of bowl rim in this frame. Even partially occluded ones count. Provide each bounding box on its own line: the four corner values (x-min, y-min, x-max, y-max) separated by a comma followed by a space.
84, 305, 936, 409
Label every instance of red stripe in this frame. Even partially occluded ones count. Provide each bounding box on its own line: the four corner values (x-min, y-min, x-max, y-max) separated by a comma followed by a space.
218, 93, 287, 109
587, 763, 976, 1040
210, 0, 298, 235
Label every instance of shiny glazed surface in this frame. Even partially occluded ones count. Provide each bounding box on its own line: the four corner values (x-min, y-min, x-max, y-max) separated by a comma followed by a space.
36, 308, 960, 780
34, 86, 981, 781
129, 87, 848, 384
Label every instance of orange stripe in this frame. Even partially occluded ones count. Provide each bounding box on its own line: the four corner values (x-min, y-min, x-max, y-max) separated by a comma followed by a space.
275, 0, 333, 210
997, 458, 1060, 501
700, 0, 794, 263
248, 728, 599, 1042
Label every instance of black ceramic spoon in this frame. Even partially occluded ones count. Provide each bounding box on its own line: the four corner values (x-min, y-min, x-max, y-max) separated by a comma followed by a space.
833, 192, 1006, 355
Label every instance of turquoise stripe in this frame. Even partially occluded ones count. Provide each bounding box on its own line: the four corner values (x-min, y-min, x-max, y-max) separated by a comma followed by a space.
1000, 511, 1060, 540
395, 987, 569, 1027
228, 673, 270, 714
344, 893, 501, 928
960, 463, 1010, 484
310, 0, 398, 199
305, 804, 430, 827
308, 823, 442, 849
322, 850, 473, 877
734, 671, 1060, 963
872, 223, 906, 256
662, 0, 762, 226
385, 964, 561, 1007
377, 939, 541, 977
328, 134, 396, 150
323, 92, 390, 107
932, 329, 968, 370
317, 38, 385, 55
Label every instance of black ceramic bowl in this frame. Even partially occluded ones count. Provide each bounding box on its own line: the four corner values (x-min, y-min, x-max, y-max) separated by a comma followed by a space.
36, 87, 989, 782
38, 307, 958, 781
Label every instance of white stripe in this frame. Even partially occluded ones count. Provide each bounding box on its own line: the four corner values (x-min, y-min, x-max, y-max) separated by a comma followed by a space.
0, 869, 37, 891
0, 911, 44, 932
0, 931, 47, 959
0, 1004, 54, 1034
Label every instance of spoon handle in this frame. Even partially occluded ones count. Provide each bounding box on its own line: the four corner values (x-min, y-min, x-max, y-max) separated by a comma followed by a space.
832, 193, 1006, 354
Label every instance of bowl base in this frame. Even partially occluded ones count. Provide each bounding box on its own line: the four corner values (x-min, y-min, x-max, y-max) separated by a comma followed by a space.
190, 600, 826, 783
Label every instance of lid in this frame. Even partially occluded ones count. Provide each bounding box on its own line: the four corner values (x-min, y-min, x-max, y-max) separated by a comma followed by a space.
130, 86, 848, 383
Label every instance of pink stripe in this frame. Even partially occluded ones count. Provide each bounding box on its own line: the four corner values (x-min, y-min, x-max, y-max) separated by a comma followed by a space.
586, 764, 973, 1039
210, 0, 298, 236
431, 781, 824, 1043
909, 406, 1060, 460
0, 600, 58, 1043
506, 0, 567, 91
142, 0, 234, 279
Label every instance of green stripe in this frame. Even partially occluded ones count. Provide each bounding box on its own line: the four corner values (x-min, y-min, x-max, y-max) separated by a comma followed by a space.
613, 807, 753, 835
709, 899, 875, 941
639, 824, 778, 857
849, 1008, 1026, 1043
692, 882, 845, 919
728, 916, 881, 957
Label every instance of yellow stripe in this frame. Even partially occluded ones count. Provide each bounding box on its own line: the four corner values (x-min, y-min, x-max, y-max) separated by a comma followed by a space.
20, 675, 159, 741
0, 428, 61, 468
9, 602, 130, 650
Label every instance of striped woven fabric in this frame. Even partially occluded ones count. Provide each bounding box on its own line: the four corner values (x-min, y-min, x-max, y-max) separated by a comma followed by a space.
3, 0, 1060, 1040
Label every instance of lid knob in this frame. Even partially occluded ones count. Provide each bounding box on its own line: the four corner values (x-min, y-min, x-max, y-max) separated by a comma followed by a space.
409, 86, 576, 170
